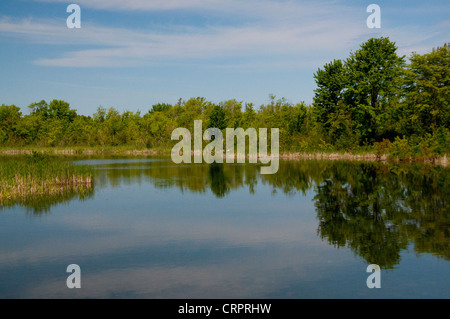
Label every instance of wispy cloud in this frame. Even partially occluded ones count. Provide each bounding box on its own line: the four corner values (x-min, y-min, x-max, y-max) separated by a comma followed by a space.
36, 0, 230, 11
36, 0, 346, 17
0, 3, 368, 68
1, 1, 447, 68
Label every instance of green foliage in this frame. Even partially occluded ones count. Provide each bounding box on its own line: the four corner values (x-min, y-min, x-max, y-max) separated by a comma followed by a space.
221, 99, 242, 128
313, 59, 346, 132
0, 39, 448, 159
208, 105, 227, 130
48, 99, 77, 123
149, 103, 172, 114
314, 37, 407, 145
312, 38, 448, 156
373, 127, 450, 159
345, 37, 406, 143
0, 153, 93, 206
403, 43, 449, 134
0, 104, 22, 144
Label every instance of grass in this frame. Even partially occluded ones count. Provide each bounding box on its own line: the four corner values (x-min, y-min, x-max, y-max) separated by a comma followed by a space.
0, 152, 94, 205
0, 142, 447, 166
0, 145, 169, 155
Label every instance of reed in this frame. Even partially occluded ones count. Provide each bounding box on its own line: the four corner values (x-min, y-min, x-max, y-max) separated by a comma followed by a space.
0, 152, 94, 204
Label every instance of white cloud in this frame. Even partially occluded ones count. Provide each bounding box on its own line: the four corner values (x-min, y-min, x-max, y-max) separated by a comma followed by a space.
1, 1, 447, 68
0, 13, 368, 67
37, 0, 228, 11
36, 0, 344, 17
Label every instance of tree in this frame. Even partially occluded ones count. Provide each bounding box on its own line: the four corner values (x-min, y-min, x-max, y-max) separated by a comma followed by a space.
176, 97, 210, 131
104, 107, 122, 146
48, 99, 77, 123
208, 105, 227, 130
313, 37, 406, 145
221, 99, 242, 128
93, 106, 106, 122
149, 103, 172, 114
404, 43, 449, 134
28, 100, 49, 117
241, 103, 256, 129
148, 111, 176, 145
313, 59, 347, 132
0, 104, 22, 144
344, 37, 406, 143
286, 102, 307, 135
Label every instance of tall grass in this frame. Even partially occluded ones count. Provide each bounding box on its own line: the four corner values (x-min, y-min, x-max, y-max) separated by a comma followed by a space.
0, 152, 94, 204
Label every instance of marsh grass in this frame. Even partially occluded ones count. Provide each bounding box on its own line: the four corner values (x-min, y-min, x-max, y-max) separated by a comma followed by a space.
0, 152, 94, 205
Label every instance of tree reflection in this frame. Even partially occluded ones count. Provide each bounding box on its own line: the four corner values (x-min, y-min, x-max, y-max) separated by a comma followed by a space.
2, 155, 448, 268
208, 163, 230, 198
93, 157, 448, 268
312, 162, 449, 268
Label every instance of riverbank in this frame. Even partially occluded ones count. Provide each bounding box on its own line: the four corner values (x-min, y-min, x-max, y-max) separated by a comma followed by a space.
0, 147, 448, 166
278, 152, 448, 166
0, 146, 163, 156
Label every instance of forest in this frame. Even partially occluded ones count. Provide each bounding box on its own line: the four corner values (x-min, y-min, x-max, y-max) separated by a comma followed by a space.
0, 37, 448, 159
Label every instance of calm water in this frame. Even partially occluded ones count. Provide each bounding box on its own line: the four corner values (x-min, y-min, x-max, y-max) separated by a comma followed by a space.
0, 157, 449, 298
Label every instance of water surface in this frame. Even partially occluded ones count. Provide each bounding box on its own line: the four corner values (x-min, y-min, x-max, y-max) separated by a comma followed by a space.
0, 157, 448, 298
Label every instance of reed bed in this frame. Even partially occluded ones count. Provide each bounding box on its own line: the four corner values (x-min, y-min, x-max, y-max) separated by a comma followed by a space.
0, 152, 94, 204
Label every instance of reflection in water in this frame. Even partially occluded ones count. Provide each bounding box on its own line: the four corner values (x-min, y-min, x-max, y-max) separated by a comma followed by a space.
312, 163, 449, 268
208, 163, 230, 198
2, 157, 449, 270
89, 158, 450, 269
0, 184, 94, 215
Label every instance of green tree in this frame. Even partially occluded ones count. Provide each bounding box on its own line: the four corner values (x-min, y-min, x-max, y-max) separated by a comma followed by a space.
104, 107, 122, 146
93, 106, 106, 122
344, 37, 406, 143
149, 103, 172, 114
148, 111, 177, 146
208, 105, 227, 130
65, 115, 93, 146
221, 99, 242, 128
313, 59, 347, 133
241, 103, 256, 129
0, 104, 22, 144
48, 99, 77, 123
28, 100, 49, 118
175, 97, 210, 131
404, 43, 449, 134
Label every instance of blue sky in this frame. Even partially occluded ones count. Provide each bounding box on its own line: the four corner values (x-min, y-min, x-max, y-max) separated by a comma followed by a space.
0, 0, 449, 115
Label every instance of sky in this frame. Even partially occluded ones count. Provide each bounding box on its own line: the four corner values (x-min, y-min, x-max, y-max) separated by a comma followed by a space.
0, 0, 449, 115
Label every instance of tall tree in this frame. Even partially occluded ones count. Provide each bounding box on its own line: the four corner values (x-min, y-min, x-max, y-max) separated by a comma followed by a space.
313, 59, 347, 133
404, 43, 449, 134
344, 37, 406, 143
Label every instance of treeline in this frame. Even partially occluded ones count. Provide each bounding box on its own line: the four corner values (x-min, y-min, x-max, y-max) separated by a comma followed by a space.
0, 37, 448, 157
313, 37, 449, 158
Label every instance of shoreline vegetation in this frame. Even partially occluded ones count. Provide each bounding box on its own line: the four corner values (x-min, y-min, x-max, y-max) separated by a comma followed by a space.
0, 152, 93, 206
0, 38, 448, 171
0, 146, 447, 166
